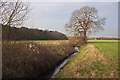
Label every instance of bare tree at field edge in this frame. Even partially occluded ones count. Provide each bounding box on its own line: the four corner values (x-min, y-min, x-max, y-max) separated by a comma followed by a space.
66, 6, 106, 43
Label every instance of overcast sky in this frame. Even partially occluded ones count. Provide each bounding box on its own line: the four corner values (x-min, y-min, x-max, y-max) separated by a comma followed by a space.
23, 1, 118, 37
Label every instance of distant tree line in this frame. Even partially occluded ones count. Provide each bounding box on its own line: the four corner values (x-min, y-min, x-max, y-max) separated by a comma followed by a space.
88, 37, 120, 40
2, 25, 68, 40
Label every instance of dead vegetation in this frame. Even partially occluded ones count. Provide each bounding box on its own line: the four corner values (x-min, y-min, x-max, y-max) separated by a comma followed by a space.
2, 41, 76, 78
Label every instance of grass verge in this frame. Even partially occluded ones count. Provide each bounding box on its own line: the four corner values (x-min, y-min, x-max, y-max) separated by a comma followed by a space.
54, 40, 118, 78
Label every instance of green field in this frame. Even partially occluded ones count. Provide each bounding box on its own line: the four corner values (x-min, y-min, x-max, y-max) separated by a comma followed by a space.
3, 40, 68, 43
54, 40, 119, 78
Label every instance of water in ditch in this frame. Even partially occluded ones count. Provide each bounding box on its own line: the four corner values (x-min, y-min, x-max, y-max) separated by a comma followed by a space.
51, 47, 79, 78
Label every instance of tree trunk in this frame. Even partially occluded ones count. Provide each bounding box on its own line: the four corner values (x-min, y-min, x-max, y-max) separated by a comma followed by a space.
83, 31, 87, 43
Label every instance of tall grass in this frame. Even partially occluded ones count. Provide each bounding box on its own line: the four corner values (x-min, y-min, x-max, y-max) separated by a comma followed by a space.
2, 40, 77, 78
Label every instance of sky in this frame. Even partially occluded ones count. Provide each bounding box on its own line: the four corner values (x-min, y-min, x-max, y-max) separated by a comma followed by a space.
23, 0, 119, 38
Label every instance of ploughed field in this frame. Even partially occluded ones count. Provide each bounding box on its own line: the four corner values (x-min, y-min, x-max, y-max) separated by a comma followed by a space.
2, 40, 76, 78
54, 40, 119, 78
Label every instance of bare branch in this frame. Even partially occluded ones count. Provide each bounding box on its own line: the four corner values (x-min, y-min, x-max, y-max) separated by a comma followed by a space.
0, 0, 30, 27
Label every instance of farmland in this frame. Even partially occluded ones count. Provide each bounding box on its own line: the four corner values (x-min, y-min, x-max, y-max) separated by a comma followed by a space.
1, 1, 119, 79
54, 40, 119, 78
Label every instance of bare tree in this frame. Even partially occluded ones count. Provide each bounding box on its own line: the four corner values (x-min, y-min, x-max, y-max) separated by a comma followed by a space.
0, 0, 29, 27
0, 0, 30, 40
66, 6, 105, 42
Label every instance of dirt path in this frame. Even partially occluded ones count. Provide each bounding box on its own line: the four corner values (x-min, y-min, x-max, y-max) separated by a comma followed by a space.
74, 44, 117, 78
82, 44, 107, 78
80, 44, 108, 65
71, 44, 110, 78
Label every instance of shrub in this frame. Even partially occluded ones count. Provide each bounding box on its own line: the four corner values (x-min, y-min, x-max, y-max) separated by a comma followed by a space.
2, 41, 76, 78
